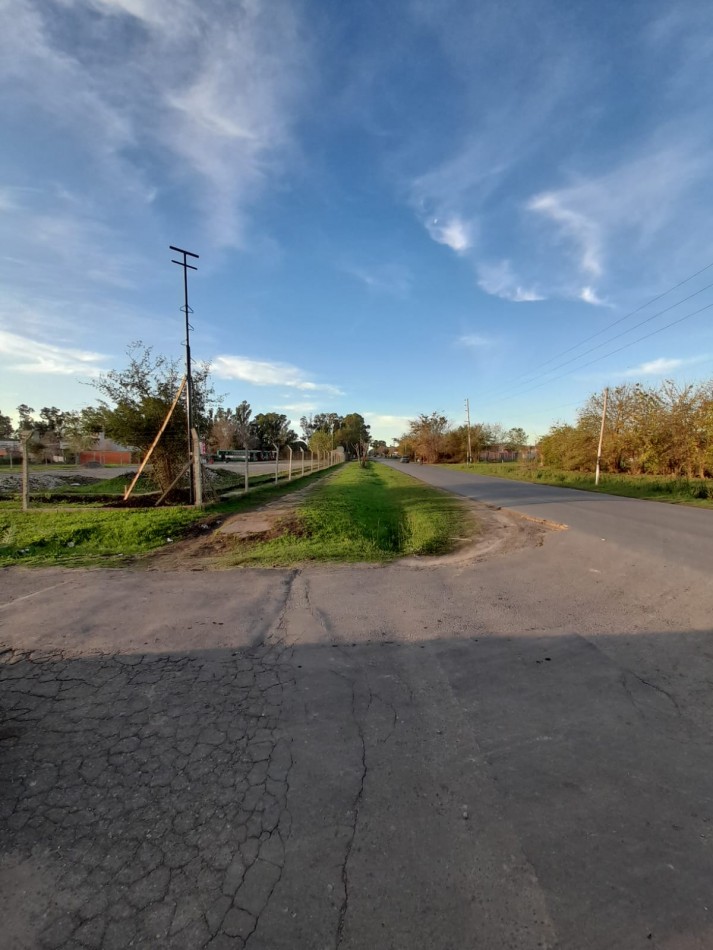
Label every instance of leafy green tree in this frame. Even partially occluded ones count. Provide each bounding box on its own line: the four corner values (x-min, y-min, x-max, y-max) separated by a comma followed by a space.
91, 343, 216, 494
208, 407, 238, 451
504, 427, 528, 453
61, 409, 102, 462
336, 413, 370, 462
16, 404, 36, 432
300, 412, 343, 441
0, 411, 12, 439
234, 401, 255, 450
251, 413, 296, 451
405, 412, 449, 463
309, 430, 333, 456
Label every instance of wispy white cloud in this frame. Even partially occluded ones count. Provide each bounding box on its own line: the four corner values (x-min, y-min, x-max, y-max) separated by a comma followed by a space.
622, 355, 707, 377
528, 193, 602, 278
0, 330, 109, 375
343, 263, 412, 297
477, 260, 544, 302
579, 286, 611, 307
457, 333, 491, 348
1, 0, 309, 248
212, 355, 344, 395
425, 216, 473, 254
527, 144, 708, 291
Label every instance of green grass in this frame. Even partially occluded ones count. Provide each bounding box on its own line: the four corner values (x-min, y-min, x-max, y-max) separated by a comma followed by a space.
0, 502, 207, 566
0, 467, 341, 567
445, 462, 713, 507
228, 461, 473, 566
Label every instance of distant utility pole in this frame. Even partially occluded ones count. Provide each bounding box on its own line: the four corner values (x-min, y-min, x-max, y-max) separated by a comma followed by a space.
595, 387, 609, 486
170, 245, 200, 504
465, 398, 473, 465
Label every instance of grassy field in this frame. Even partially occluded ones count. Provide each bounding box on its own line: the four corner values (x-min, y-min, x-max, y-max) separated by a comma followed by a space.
228, 461, 472, 566
446, 462, 713, 507
0, 467, 339, 567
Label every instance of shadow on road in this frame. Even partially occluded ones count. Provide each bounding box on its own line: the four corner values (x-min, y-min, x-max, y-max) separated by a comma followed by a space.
2, 625, 712, 949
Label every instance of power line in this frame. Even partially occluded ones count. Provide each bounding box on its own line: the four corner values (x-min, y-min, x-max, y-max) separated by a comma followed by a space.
490, 278, 713, 404
482, 259, 713, 403
531, 259, 713, 372
484, 299, 713, 407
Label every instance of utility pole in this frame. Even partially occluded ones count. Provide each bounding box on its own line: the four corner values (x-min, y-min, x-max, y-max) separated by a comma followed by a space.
595, 387, 608, 486
170, 245, 199, 504
465, 398, 473, 465
20, 429, 32, 512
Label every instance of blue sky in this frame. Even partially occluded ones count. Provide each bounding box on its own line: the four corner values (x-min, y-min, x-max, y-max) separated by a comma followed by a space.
3, 0, 713, 443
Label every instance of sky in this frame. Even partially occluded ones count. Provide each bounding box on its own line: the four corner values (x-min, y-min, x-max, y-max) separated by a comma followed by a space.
3, 0, 713, 444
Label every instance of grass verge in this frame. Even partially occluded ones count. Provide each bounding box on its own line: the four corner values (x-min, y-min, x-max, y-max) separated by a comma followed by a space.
227, 461, 472, 566
445, 462, 713, 507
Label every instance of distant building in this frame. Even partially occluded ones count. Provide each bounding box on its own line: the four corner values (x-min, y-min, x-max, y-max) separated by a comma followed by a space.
0, 439, 21, 461
78, 435, 134, 466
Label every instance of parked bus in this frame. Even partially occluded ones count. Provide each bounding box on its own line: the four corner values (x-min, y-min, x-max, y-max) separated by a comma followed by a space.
207, 449, 277, 463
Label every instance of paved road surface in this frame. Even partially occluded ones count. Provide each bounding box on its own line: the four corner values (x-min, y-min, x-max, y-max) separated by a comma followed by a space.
383, 459, 713, 573
1, 473, 713, 948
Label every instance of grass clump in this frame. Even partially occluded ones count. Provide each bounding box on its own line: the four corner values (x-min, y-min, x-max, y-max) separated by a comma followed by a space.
446, 462, 713, 507
229, 461, 472, 566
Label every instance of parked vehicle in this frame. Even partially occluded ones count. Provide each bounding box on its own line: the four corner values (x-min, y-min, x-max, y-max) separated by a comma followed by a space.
400, 456, 410, 463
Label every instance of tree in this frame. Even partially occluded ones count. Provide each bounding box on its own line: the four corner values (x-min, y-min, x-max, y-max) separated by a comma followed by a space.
61, 409, 102, 462
504, 427, 528, 453
405, 412, 449, 463
0, 411, 12, 439
234, 401, 255, 450
16, 404, 36, 432
300, 412, 343, 442
208, 408, 238, 451
309, 430, 333, 456
336, 413, 370, 463
91, 343, 216, 495
251, 413, 296, 451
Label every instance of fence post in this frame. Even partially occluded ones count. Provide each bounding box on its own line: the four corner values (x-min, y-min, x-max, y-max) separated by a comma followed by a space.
20, 430, 32, 512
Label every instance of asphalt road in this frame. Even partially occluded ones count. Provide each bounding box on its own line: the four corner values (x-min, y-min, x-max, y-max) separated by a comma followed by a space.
383, 459, 713, 573
1, 470, 713, 949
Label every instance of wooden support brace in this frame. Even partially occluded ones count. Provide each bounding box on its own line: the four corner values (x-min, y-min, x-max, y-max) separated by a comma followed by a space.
124, 377, 186, 501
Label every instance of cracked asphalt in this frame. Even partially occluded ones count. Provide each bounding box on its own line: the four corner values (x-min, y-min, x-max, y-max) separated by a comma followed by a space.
2, 496, 713, 949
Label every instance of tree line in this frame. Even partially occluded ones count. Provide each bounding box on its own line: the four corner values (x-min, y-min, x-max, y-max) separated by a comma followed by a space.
539, 380, 713, 477
395, 413, 529, 463
2, 344, 371, 491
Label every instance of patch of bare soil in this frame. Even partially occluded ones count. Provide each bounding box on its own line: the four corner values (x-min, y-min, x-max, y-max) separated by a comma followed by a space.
399, 499, 565, 569
137, 481, 321, 571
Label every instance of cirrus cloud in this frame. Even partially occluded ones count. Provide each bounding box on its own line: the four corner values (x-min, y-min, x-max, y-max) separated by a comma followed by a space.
212, 355, 344, 395
0, 330, 108, 375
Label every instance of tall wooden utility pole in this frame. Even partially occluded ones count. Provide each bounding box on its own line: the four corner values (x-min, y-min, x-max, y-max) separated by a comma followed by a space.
465, 398, 473, 465
170, 245, 200, 505
595, 387, 609, 486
